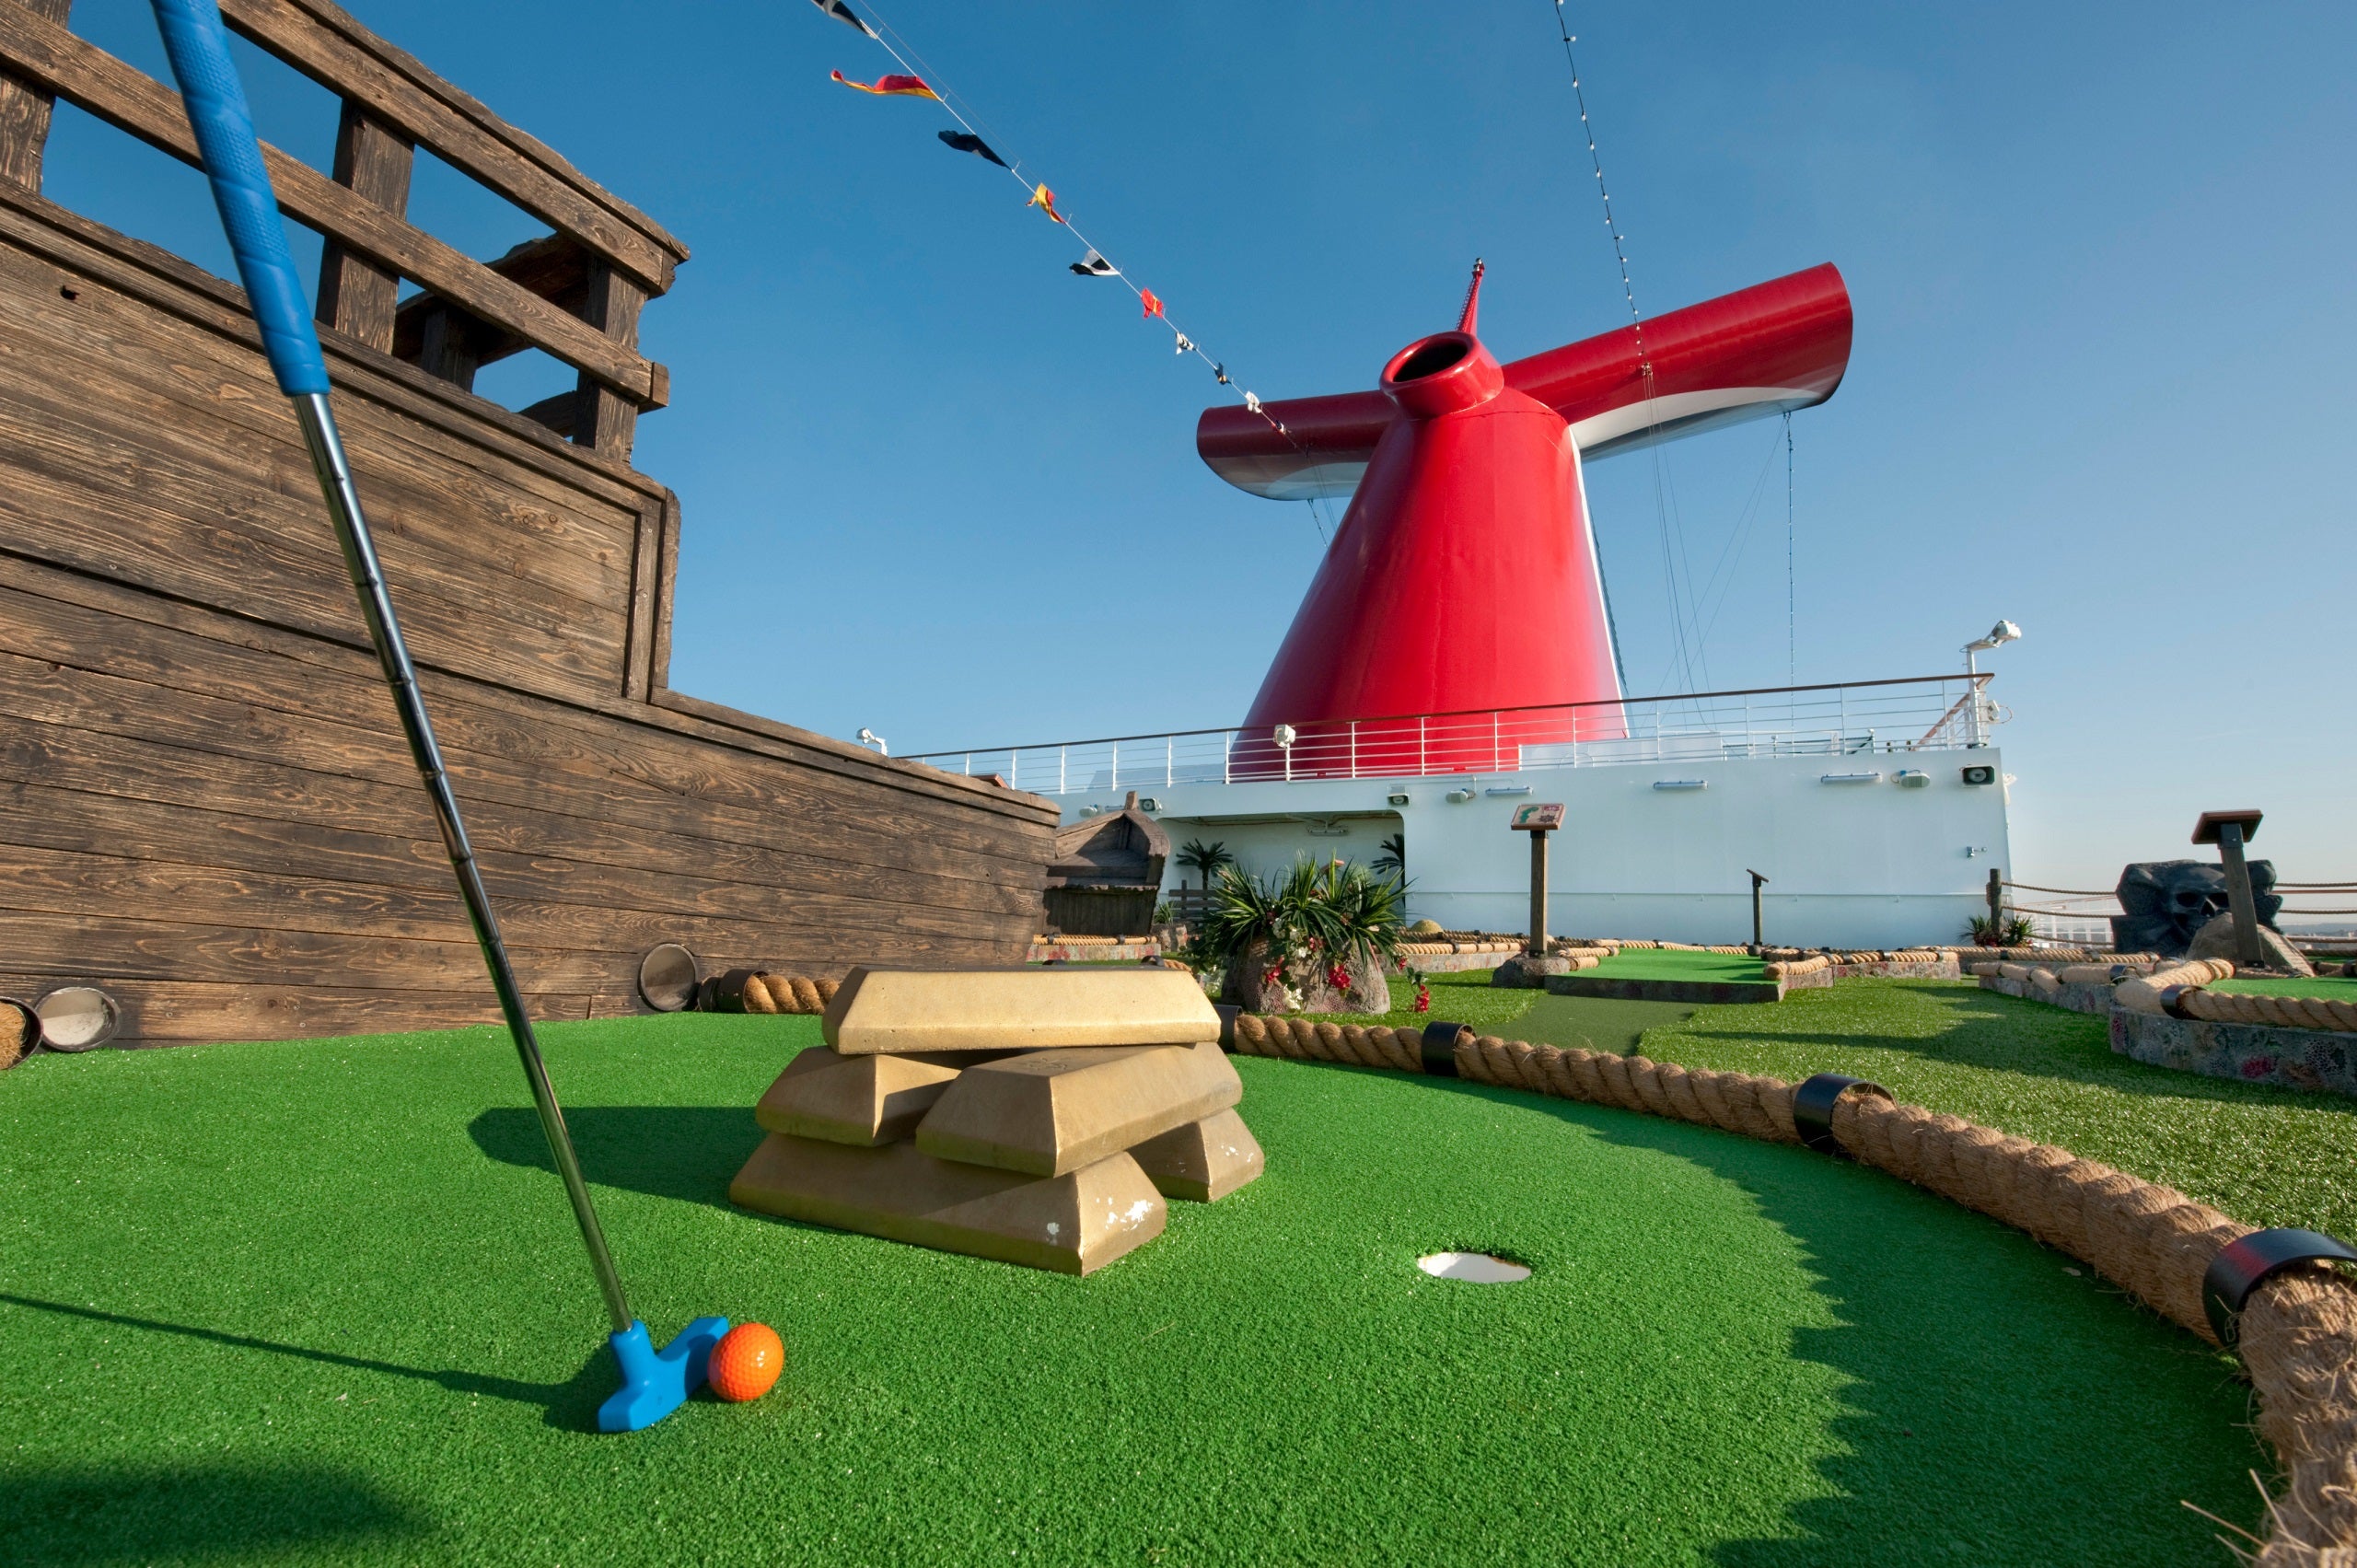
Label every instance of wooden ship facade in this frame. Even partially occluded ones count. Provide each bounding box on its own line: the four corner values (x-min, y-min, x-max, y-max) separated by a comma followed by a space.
0, 0, 1055, 1043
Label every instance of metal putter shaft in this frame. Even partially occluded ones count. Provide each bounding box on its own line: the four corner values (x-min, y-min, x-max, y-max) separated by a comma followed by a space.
147, 0, 721, 1432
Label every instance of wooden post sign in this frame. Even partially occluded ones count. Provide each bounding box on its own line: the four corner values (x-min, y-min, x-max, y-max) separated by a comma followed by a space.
2192, 809, 2267, 970
1510, 804, 1565, 956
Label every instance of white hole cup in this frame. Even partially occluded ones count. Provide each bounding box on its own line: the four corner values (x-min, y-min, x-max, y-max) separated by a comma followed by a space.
1417, 1252, 1531, 1283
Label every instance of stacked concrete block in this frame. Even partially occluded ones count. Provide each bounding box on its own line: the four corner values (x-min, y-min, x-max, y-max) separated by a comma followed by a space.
730, 967, 1265, 1274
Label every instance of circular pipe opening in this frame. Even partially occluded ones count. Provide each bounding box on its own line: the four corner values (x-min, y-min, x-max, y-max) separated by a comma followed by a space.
35, 986, 120, 1051
1416, 1251, 1532, 1283
637, 944, 702, 1012
1391, 336, 1471, 382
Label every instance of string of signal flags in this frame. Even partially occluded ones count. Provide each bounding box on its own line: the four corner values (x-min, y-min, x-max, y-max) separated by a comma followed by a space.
807, 0, 1293, 440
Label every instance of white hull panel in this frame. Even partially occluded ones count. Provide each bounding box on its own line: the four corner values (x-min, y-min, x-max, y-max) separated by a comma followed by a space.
1067, 749, 2011, 951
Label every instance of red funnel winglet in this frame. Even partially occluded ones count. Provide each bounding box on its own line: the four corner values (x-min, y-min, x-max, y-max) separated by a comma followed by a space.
1198, 263, 1851, 501
1210, 263, 1853, 774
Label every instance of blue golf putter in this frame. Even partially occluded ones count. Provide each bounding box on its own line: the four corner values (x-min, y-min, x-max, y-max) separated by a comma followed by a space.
146, 0, 723, 1433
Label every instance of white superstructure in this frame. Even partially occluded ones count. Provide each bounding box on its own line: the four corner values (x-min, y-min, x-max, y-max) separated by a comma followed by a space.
912, 674, 2013, 950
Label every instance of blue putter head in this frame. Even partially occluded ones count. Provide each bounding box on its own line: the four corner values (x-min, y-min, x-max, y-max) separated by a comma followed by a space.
598, 1316, 728, 1433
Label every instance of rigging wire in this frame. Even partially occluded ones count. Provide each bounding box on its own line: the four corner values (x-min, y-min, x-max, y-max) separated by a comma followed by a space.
1547, 3, 1721, 700
843, 0, 1296, 447
1547, 1, 1645, 364
1784, 412, 1795, 686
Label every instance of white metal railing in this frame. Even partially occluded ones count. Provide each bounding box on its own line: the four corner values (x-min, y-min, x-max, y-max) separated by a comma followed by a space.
905, 673, 2001, 796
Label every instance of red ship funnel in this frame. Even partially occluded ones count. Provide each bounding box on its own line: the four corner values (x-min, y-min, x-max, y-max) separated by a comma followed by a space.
1210, 264, 1851, 780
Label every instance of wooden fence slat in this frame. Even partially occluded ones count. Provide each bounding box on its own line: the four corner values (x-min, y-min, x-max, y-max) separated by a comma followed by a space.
313, 99, 411, 351
217, 0, 685, 293
0, 3, 665, 401
0, 0, 68, 192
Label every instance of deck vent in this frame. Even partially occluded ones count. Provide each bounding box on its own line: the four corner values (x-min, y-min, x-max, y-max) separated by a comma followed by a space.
1820, 772, 1883, 785
1652, 779, 1707, 792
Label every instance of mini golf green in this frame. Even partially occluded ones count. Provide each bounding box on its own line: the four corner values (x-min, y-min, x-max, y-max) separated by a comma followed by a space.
0, 1011, 2273, 1565
2212, 972, 2357, 1002
1585, 949, 1769, 983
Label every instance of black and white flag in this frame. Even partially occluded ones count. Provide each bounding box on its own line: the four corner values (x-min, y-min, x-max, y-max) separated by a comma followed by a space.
808, 0, 877, 38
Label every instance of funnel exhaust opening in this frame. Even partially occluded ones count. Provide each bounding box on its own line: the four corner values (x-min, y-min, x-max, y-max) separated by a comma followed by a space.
1393, 336, 1472, 382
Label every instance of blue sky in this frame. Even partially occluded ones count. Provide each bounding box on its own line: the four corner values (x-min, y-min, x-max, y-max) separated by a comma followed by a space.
48, 1, 2356, 889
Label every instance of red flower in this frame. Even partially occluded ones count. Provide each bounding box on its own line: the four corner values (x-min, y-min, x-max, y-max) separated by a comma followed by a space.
1326, 963, 1351, 992
1262, 966, 1283, 988
1412, 986, 1432, 1014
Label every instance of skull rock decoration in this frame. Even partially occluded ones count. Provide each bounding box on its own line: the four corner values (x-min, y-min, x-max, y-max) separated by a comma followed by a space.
2111, 859, 2282, 956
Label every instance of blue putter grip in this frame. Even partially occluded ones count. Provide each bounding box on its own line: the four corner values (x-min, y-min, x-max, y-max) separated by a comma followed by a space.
148, 0, 328, 395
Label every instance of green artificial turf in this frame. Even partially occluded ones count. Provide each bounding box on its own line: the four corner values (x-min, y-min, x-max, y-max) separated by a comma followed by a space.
2212, 972, 2357, 1001
1345, 970, 2353, 1243
1585, 949, 1769, 983
0, 1007, 2286, 1564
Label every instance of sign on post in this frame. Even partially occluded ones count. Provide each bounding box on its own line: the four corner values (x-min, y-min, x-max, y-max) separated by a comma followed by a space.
1510, 803, 1565, 831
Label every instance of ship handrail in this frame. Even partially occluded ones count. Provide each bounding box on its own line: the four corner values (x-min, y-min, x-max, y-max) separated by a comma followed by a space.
904, 670, 1993, 761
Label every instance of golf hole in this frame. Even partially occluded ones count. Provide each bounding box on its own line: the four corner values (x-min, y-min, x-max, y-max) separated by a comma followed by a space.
1417, 1251, 1532, 1283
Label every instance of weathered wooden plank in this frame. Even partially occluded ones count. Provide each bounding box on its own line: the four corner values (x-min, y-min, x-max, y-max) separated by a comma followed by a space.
0, 842, 1005, 967
0, 646, 1046, 914
0, 576, 1052, 881
0, 416, 631, 699
0, 3, 664, 401
0, 180, 663, 498
0, 553, 1060, 853
216, 0, 685, 294
0, 202, 1041, 830
0, 350, 633, 634
0, 774, 1038, 954
652, 688, 1063, 826
571, 260, 644, 458
0, 235, 641, 614
0, 974, 601, 1041
0, 715, 1047, 924
621, 490, 665, 701
0, 0, 68, 192
314, 99, 412, 352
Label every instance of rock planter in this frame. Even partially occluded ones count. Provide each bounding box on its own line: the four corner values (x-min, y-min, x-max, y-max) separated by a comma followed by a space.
1221, 941, 1390, 1014
1492, 954, 1577, 989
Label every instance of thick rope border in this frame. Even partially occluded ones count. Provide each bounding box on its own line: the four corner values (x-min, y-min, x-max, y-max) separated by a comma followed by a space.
1230, 1012, 2357, 1564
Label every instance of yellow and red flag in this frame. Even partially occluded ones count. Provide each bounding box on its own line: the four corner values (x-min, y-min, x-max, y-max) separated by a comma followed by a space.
1141, 289, 1166, 319
830, 69, 938, 99
1027, 183, 1065, 224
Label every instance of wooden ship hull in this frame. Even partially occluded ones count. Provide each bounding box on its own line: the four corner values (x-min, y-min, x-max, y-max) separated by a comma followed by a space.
1043, 800, 1167, 938
0, 0, 1053, 1043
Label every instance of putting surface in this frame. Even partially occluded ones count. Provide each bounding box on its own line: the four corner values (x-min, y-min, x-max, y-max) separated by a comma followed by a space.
1, 1015, 2270, 1564
2212, 972, 2357, 1002
1586, 949, 1768, 982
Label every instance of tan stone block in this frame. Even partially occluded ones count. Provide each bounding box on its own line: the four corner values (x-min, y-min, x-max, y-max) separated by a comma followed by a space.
913, 1040, 1242, 1177
1127, 1108, 1264, 1202
753, 1049, 978, 1147
727, 1132, 1165, 1276
821, 966, 1220, 1055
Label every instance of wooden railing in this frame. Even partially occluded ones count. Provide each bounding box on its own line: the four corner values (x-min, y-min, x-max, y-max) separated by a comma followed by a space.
0, 0, 685, 459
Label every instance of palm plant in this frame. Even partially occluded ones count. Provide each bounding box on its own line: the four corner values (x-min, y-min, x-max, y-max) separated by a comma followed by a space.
1967, 912, 2035, 948
1372, 832, 1406, 879
1176, 838, 1236, 894
1200, 856, 1409, 976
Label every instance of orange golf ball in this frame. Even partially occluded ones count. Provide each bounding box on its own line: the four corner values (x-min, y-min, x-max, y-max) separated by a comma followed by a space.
707, 1322, 784, 1403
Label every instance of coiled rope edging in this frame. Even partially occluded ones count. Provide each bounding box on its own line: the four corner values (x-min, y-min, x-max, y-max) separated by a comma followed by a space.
1229, 1012, 2357, 1564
